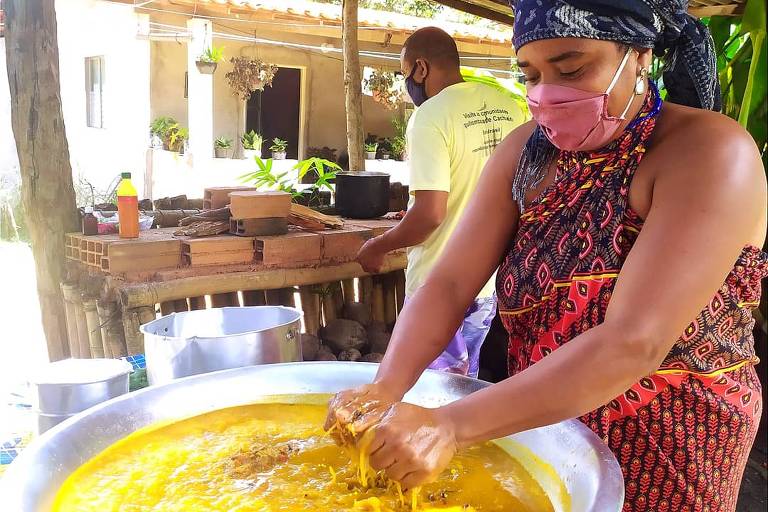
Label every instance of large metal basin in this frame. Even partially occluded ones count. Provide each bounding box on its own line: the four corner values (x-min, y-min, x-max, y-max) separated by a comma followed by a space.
141, 306, 302, 384
0, 362, 624, 511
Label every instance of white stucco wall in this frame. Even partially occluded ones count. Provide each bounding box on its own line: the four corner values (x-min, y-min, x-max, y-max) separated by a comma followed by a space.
55, 0, 151, 197
0, 38, 20, 191
150, 38, 398, 159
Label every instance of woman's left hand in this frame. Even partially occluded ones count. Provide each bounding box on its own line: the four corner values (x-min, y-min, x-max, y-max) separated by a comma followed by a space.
366, 403, 458, 489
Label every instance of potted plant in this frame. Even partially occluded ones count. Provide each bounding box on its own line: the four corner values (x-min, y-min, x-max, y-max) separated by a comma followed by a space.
225, 57, 279, 101
239, 156, 339, 210
270, 138, 288, 160
149, 116, 176, 149
215, 137, 232, 158
241, 130, 263, 160
363, 68, 403, 110
163, 122, 188, 153
364, 142, 378, 160
196, 45, 224, 75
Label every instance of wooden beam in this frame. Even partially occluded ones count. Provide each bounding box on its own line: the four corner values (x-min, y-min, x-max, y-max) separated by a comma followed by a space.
342, 0, 365, 171
5, 0, 80, 361
434, 0, 514, 25
689, 5, 744, 17
119, 253, 407, 309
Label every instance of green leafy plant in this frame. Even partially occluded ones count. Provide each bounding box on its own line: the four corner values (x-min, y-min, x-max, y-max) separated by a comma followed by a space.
150, 116, 177, 138
390, 117, 408, 160
215, 137, 233, 149
293, 157, 340, 192
198, 45, 224, 63
269, 138, 289, 153
364, 142, 379, 152
239, 157, 300, 198
239, 157, 339, 203
241, 130, 263, 150
709, 1, 766, 168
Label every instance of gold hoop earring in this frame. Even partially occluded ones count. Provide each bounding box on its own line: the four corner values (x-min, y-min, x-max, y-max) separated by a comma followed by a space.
635, 68, 648, 95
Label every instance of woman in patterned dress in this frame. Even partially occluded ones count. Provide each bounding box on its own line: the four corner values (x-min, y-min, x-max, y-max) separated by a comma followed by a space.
325, 1, 767, 510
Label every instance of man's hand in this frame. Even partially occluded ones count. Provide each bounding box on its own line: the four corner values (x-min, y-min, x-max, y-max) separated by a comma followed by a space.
356, 236, 388, 274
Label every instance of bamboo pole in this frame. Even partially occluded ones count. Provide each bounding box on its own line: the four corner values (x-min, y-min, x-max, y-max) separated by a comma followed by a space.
242, 290, 267, 306
97, 301, 127, 358
119, 255, 407, 309
74, 291, 91, 358
342, 279, 356, 303
342, 0, 365, 171
122, 306, 155, 355
394, 269, 406, 314
82, 299, 105, 358
383, 274, 397, 327
299, 286, 321, 335
60, 282, 80, 358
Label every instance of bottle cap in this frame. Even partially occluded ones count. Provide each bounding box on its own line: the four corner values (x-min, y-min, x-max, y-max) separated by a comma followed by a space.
84, 206, 94, 214
121, 172, 132, 179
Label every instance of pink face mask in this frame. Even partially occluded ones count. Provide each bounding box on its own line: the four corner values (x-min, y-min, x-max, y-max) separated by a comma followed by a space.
526, 48, 636, 152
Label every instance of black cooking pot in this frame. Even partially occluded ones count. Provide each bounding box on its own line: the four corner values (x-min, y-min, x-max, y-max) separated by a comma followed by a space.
334, 171, 390, 219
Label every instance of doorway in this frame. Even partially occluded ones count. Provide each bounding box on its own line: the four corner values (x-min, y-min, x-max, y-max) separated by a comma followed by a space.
246, 67, 301, 159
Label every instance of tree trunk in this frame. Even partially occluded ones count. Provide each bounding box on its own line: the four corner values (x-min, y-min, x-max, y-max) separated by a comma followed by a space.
5, 0, 79, 361
342, 0, 365, 171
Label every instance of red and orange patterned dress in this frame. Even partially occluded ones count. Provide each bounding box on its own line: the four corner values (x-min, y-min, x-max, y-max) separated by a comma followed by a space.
496, 92, 767, 512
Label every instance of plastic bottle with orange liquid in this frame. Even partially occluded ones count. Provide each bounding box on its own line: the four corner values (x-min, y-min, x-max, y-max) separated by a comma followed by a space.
117, 172, 139, 239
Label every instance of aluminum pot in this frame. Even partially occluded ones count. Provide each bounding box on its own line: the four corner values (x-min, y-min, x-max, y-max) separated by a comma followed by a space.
30, 358, 132, 415
335, 171, 390, 219
141, 306, 302, 385
0, 363, 623, 511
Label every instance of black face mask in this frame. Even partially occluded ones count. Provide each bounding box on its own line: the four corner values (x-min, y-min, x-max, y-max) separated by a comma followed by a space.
405, 63, 429, 106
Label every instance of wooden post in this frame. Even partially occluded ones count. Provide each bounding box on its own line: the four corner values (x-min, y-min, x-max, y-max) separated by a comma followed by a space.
188, 296, 207, 310
82, 299, 105, 358
211, 292, 239, 308
122, 306, 155, 355
342, 0, 365, 171
242, 290, 267, 306
342, 279, 356, 303
299, 286, 321, 335
97, 301, 128, 358
60, 283, 80, 358
173, 299, 189, 312
321, 286, 337, 326
265, 288, 295, 307
159, 301, 177, 316
383, 274, 397, 327
331, 282, 344, 316
359, 276, 373, 308
5, 0, 80, 360
371, 277, 385, 324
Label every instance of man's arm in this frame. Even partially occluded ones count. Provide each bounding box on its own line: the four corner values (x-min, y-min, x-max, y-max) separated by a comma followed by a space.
357, 112, 451, 273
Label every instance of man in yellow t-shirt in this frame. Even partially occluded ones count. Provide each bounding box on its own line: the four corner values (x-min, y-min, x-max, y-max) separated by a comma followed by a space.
356, 27, 525, 377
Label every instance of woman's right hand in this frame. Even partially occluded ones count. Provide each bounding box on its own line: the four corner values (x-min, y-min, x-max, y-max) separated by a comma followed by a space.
323, 383, 401, 441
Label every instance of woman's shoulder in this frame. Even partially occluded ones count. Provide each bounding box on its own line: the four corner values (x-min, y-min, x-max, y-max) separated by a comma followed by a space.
654, 104, 760, 167
651, 103, 764, 187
